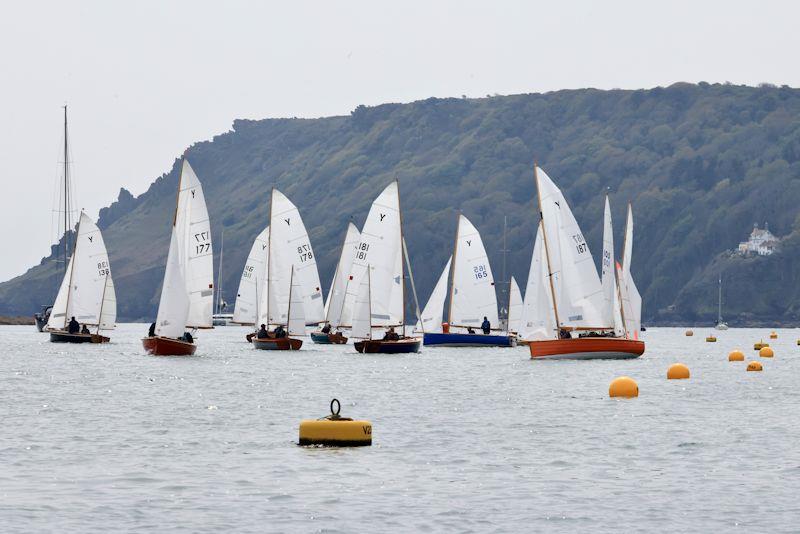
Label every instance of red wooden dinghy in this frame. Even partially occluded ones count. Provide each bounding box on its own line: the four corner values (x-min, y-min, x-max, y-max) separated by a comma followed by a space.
354, 338, 421, 354
142, 336, 197, 356
529, 337, 644, 360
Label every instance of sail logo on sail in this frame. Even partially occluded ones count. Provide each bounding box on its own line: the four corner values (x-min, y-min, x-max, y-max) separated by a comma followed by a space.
380, 213, 386, 221
284, 218, 290, 226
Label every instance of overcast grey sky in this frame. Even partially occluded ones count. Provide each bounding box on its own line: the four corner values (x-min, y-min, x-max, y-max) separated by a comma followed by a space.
0, 0, 797, 282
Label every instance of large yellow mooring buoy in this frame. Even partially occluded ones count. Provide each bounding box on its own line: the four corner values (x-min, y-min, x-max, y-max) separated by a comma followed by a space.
728, 349, 745, 361
706, 335, 717, 342
299, 399, 372, 447
754, 340, 767, 350
759, 346, 774, 358
747, 361, 763, 372
667, 363, 690, 379
609, 376, 638, 398
770, 331, 778, 339
685, 330, 694, 337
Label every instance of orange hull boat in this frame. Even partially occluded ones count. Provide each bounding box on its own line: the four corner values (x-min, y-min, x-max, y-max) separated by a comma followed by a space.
529, 337, 644, 360
142, 336, 197, 356
252, 337, 303, 350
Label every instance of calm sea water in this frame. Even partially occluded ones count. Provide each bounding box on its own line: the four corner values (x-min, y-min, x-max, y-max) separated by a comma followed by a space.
1, 324, 799, 532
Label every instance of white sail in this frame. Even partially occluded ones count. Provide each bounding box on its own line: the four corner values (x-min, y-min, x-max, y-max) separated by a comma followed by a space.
287, 267, 306, 336
449, 214, 499, 329
520, 222, 556, 340
326, 222, 361, 328
155, 230, 191, 338
98, 269, 117, 331
46, 212, 114, 330
600, 196, 617, 328
618, 205, 642, 338
232, 225, 269, 325
536, 166, 606, 329
267, 189, 324, 326
47, 254, 74, 331
346, 182, 404, 328
507, 276, 523, 333
174, 160, 214, 329
418, 257, 451, 333
350, 268, 372, 339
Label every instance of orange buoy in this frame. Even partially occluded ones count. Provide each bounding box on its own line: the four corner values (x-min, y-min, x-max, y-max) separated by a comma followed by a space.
685, 330, 694, 337
609, 376, 638, 398
746, 361, 763, 372
759, 346, 774, 358
667, 363, 690, 379
769, 331, 778, 339
728, 350, 745, 361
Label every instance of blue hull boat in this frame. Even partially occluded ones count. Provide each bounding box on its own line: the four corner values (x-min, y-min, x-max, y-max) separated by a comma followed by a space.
423, 332, 516, 347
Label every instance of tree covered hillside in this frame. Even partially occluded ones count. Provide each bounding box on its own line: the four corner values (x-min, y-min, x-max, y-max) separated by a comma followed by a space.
2, 82, 800, 325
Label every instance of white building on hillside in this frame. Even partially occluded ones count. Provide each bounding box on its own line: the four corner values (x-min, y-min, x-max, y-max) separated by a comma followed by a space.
737, 223, 779, 256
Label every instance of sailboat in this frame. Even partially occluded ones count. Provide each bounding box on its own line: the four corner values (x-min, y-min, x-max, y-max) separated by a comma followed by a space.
212, 231, 232, 326
232, 225, 269, 337
421, 214, 516, 347
251, 189, 323, 350
47, 211, 116, 343
311, 222, 361, 344
616, 202, 643, 340
349, 181, 422, 354
526, 166, 644, 359
36, 105, 74, 332
142, 159, 214, 356
715, 275, 728, 330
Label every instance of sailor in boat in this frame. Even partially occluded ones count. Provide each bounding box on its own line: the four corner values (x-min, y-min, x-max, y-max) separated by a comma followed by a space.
467, 326, 476, 334
80, 324, 90, 335
181, 331, 194, 343
382, 327, 400, 341
274, 325, 287, 339
481, 317, 491, 335
148, 323, 156, 337
68, 317, 80, 334
257, 323, 269, 339
321, 323, 332, 334
559, 328, 571, 339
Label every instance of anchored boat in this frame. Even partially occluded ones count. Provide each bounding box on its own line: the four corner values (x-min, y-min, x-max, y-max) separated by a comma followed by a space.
46, 212, 116, 344
311, 222, 361, 344
420, 214, 515, 347
524, 166, 644, 360
349, 181, 422, 354
142, 159, 214, 356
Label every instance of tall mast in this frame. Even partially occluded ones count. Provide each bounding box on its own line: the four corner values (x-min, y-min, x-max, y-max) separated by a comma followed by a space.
718, 275, 722, 324
266, 188, 274, 329
63, 214, 81, 329
395, 179, 407, 335
97, 266, 108, 334
533, 165, 561, 332
447, 213, 461, 325
501, 215, 508, 324
63, 105, 69, 277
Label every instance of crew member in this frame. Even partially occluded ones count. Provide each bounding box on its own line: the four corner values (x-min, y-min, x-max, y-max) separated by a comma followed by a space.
80, 324, 90, 334
67, 316, 80, 334
148, 322, 156, 337
257, 323, 269, 338
274, 324, 287, 338
321, 323, 332, 334
481, 316, 491, 335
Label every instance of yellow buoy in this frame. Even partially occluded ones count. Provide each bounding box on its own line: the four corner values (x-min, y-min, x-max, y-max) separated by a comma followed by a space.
298, 399, 372, 447
667, 363, 690, 379
759, 346, 774, 358
706, 335, 717, 342
685, 330, 694, 337
770, 331, 778, 339
728, 349, 745, 361
747, 361, 763, 372
754, 340, 767, 350
609, 376, 638, 398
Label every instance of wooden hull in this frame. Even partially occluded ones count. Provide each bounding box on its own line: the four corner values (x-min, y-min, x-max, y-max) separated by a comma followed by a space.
49, 331, 104, 344
252, 337, 303, 350
142, 336, 197, 356
354, 338, 421, 354
311, 331, 348, 344
529, 338, 645, 360
423, 332, 516, 347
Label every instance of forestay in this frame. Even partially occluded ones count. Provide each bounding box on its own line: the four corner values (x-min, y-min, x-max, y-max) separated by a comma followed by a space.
346, 182, 404, 328
418, 256, 451, 333
232, 225, 269, 325
325, 223, 361, 328
46, 212, 115, 331
536, 166, 606, 329
450, 214, 499, 329
268, 190, 324, 326
174, 160, 214, 329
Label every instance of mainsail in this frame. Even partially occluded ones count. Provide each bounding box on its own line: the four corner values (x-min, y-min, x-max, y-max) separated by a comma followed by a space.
418, 256, 452, 333
600, 196, 616, 328
232, 225, 269, 325
536, 166, 607, 330
46, 212, 116, 331
449, 214, 499, 329
324, 222, 361, 328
